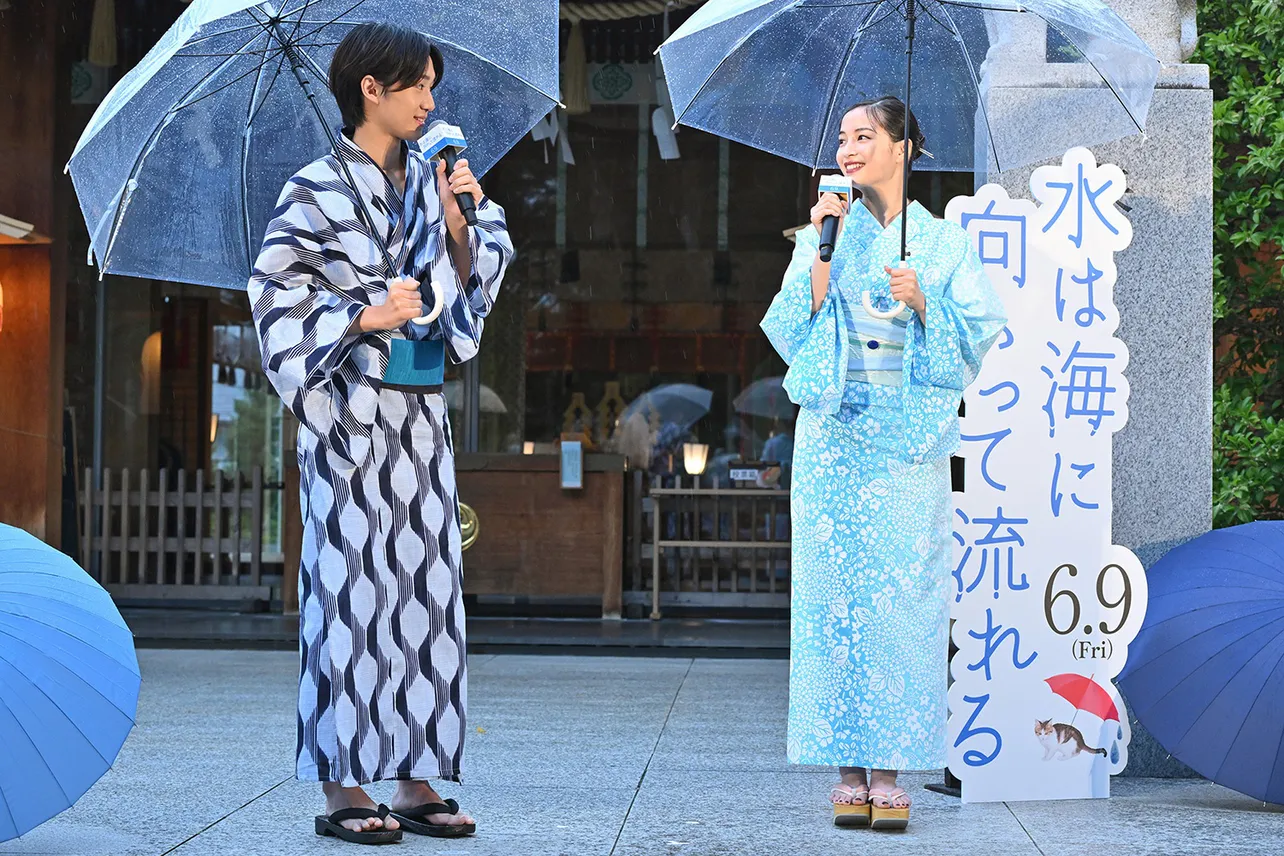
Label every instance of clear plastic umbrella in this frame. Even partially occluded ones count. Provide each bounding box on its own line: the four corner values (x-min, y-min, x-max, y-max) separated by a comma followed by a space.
443, 380, 507, 413
659, 0, 1158, 176
733, 376, 796, 420
658, 0, 1160, 304
66, 0, 560, 291
619, 383, 715, 430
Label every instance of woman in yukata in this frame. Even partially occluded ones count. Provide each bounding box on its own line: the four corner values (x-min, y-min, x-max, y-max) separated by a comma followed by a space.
761, 96, 1006, 830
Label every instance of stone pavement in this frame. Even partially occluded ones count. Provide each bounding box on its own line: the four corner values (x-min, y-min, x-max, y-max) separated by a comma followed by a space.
1, 650, 1279, 856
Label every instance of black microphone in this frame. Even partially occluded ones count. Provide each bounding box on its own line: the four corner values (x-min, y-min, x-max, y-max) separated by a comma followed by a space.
817, 174, 852, 262
420, 119, 479, 227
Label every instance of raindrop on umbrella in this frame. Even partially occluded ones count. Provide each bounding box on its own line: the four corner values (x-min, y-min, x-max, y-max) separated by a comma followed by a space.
1110, 742, 1120, 765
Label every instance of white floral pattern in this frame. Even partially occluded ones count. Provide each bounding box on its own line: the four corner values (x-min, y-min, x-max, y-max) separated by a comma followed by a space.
764, 203, 1006, 771
787, 417, 952, 769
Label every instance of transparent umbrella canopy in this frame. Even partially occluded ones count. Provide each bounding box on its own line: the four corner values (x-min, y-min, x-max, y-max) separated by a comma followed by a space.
67, 0, 560, 290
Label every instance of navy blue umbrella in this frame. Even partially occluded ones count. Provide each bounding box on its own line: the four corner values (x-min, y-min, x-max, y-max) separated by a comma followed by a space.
1119, 522, 1284, 804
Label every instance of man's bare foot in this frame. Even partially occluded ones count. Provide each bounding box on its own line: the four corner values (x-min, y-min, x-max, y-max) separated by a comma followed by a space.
392, 780, 475, 827
322, 783, 401, 834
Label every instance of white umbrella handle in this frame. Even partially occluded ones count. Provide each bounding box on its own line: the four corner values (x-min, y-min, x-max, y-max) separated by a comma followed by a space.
409, 279, 446, 326
862, 259, 909, 320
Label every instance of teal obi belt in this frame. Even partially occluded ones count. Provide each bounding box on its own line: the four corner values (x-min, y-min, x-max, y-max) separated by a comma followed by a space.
382, 338, 445, 391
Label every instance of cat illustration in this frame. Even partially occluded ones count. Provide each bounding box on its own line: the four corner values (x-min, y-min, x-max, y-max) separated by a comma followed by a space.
1035, 719, 1107, 760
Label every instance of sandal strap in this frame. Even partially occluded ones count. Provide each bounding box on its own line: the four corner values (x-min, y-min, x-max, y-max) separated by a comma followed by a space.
830, 783, 870, 804
395, 799, 459, 821
327, 804, 391, 823
870, 788, 909, 806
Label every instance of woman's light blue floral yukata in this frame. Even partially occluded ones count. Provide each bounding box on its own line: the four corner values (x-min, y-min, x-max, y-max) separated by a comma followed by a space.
762, 201, 1006, 770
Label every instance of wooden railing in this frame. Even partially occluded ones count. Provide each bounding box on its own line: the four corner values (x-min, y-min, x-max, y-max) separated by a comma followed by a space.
627, 473, 791, 617
80, 467, 272, 605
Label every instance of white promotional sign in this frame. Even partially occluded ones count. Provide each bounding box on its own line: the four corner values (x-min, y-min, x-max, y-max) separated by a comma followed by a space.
945, 148, 1149, 803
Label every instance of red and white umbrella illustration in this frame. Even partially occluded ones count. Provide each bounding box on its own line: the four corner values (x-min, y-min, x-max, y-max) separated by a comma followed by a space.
1045, 673, 1120, 723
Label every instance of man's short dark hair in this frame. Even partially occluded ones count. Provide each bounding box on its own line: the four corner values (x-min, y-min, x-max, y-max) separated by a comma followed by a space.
328, 23, 444, 130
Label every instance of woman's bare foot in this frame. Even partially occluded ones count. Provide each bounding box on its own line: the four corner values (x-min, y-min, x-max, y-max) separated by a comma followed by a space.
322, 783, 401, 834
392, 780, 475, 827
831, 766, 870, 804
869, 769, 911, 809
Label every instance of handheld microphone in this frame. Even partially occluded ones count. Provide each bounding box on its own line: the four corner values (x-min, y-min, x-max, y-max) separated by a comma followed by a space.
420, 120, 478, 228
817, 174, 851, 262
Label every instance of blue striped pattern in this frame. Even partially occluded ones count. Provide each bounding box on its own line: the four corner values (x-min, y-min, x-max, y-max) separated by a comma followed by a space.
844, 284, 910, 384
822, 203, 909, 383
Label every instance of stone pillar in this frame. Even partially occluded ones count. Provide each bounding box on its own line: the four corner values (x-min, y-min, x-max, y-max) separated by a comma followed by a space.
984, 0, 1212, 777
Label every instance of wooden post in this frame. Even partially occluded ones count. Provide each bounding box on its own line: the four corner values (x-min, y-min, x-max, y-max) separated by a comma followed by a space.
650, 478, 662, 621
601, 470, 623, 619
117, 469, 129, 580
194, 469, 205, 584
629, 469, 643, 592
97, 468, 111, 584
80, 467, 91, 570
250, 466, 263, 587
230, 471, 241, 582
155, 470, 167, 584
136, 469, 148, 585
176, 469, 188, 584
212, 471, 223, 584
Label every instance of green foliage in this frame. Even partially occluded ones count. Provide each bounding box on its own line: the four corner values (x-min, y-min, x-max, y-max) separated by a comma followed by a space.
1197, 1, 1284, 525
1212, 384, 1284, 526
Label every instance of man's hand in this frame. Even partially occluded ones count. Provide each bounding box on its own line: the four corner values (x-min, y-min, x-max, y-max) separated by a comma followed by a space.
358, 277, 425, 332
436, 157, 482, 241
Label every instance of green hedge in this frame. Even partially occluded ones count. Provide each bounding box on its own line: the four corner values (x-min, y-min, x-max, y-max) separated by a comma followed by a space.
1196, 1, 1284, 527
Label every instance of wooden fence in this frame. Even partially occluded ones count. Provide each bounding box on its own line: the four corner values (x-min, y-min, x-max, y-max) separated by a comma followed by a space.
626, 473, 791, 617
80, 467, 272, 605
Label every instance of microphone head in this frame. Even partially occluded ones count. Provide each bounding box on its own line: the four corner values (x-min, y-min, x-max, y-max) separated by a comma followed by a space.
818, 174, 852, 199
419, 120, 468, 159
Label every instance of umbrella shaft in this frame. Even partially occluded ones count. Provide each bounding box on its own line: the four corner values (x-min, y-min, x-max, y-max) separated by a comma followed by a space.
901, 0, 916, 261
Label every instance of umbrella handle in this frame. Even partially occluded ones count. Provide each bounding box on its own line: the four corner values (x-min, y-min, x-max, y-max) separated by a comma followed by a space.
409, 279, 446, 326
862, 260, 909, 321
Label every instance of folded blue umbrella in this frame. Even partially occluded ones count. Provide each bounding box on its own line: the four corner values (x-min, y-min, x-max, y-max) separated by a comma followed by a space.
1119, 521, 1284, 805
0, 524, 141, 842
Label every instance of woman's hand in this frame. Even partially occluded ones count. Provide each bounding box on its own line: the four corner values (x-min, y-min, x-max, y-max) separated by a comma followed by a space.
359, 277, 424, 332
884, 265, 926, 319
809, 192, 849, 253
808, 193, 848, 313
